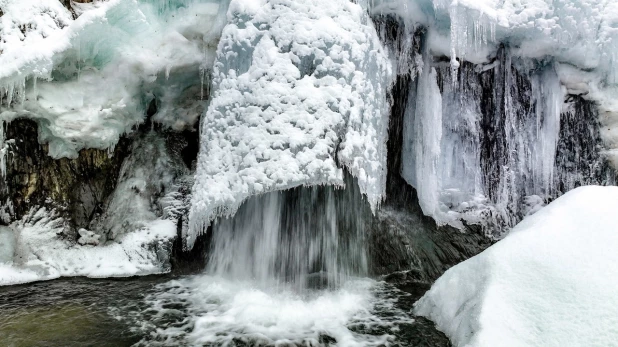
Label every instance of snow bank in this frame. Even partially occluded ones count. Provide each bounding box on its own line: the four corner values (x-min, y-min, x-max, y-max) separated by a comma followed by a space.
187, 0, 392, 248
414, 186, 618, 347
0, 208, 176, 286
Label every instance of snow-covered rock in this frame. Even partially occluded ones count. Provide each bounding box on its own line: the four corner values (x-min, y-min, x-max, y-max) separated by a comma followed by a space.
414, 186, 618, 347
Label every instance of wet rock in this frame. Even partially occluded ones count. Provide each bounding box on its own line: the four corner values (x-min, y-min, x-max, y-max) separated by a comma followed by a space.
2, 118, 131, 232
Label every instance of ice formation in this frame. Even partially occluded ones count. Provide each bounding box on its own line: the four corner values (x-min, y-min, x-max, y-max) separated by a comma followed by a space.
414, 186, 618, 347
0, 0, 226, 158
364, 0, 618, 233
0, 0, 617, 282
0, 0, 229, 283
187, 0, 393, 247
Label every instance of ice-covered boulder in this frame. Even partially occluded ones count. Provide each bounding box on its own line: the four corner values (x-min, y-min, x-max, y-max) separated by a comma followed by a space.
414, 185, 618, 347
0, 208, 176, 286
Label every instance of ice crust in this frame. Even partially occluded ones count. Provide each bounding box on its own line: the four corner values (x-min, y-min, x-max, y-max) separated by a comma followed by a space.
187, 0, 393, 247
414, 186, 618, 347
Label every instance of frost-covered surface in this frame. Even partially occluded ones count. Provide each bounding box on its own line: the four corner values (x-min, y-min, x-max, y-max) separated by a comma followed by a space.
188, 0, 392, 247
0, 208, 176, 286
366, 0, 618, 73
0, 0, 227, 158
415, 186, 618, 347
91, 132, 189, 242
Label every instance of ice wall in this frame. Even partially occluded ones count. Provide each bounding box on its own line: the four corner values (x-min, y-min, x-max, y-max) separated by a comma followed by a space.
366, 0, 618, 148
188, 0, 393, 248
366, 0, 618, 235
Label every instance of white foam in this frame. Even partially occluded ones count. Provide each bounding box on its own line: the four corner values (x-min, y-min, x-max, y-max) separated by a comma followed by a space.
134, 276, 413, 347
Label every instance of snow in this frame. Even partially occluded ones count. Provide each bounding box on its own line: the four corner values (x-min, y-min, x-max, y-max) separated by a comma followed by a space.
0, 208, 176, 286
187, 0, 393, 248
414, 186, 618, 347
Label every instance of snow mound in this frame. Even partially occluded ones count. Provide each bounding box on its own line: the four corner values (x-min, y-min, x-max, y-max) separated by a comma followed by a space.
188, 0, 392, 248
414, 186, 618, 347
0, 208, 176, 286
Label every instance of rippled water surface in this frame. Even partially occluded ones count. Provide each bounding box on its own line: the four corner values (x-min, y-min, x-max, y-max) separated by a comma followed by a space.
0, 275, 450, 347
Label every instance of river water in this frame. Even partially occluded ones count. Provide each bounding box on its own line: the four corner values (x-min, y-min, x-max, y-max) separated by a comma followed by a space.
0, 275, 449, 347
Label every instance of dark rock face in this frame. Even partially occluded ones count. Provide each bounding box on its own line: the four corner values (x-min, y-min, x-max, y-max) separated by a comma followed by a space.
2, 118, 130, 230
555, 95, 616, 193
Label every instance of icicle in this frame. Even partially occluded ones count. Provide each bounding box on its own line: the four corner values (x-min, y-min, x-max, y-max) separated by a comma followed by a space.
448, 2, 461, 86
0, 120, 7, 179
33, 76, 38, 101
19, 79, 26, 105
200, 67, 205, 101
200, 44, 206, 101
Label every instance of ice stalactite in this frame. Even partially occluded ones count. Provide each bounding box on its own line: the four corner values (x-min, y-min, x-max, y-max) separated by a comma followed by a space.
188, 0, 393, 249
401, 51, 445, 225
399, 41, 615, 235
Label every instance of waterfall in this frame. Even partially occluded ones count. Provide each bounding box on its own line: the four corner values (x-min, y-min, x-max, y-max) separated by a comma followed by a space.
207, 175, 371, 291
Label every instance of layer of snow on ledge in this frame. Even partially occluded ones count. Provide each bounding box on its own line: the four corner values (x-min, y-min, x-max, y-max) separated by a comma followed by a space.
0, 209, 176, 286
188, 0, 392, 248
414, 186, 618, 347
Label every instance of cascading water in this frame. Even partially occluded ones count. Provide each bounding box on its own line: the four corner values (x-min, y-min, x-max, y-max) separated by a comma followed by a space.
124, 180, 447, 346
207, 180, 369, 291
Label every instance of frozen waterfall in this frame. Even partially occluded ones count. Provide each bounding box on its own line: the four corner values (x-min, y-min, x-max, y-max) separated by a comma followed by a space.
0, 0, 614, 292
187, 0, 393, 248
